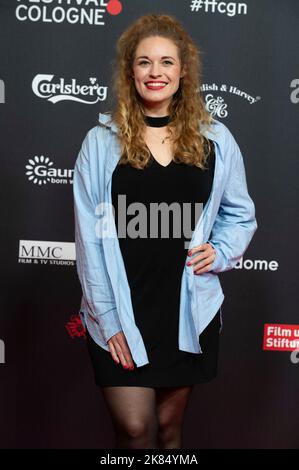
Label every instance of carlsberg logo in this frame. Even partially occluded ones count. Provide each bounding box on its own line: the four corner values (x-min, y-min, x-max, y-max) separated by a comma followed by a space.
32, 74, 107, 103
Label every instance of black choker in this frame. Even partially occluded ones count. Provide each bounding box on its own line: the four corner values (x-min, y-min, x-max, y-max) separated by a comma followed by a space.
143, 114, 171, 127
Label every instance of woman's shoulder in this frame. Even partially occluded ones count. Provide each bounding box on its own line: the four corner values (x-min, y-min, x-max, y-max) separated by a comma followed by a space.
76, 121, 113, 174
203, 118, 241, 158
202, 117, 234, 143
81, 115, 113, 149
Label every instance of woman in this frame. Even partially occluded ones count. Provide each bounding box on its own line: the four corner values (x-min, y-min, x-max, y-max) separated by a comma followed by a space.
73, 13, 257, 449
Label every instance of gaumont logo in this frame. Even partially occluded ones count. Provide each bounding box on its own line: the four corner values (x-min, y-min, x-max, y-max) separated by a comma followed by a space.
200, 83, 261, 118
32, 74, 107, 104
18, 240, 76, 266
16, 0, 123, 26
25, 155, 73, 185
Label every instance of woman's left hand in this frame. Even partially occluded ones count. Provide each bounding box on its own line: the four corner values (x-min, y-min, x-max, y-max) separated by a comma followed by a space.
186, 242, 216, 274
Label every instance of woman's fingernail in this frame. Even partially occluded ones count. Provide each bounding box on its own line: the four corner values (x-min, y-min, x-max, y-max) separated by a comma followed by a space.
188, 250, 192, 256
186, 261, 191, 266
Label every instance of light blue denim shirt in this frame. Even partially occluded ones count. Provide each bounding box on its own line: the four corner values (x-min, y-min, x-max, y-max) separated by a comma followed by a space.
73, 113, 257, 367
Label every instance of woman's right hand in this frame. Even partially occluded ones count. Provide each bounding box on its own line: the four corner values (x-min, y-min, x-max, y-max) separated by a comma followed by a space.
107, 331, 135, 370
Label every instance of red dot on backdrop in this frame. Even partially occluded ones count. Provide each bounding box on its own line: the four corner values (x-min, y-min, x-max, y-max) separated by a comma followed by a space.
107, 0, 123, 15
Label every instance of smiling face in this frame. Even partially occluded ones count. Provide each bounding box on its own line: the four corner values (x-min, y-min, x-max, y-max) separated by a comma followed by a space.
132, 36, 186, 116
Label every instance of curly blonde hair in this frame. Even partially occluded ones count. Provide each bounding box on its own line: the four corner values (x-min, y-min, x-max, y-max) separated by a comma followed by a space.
99, 13, 215, 170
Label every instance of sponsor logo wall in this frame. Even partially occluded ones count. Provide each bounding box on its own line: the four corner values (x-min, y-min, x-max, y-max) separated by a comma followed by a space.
0, 0, 298, 449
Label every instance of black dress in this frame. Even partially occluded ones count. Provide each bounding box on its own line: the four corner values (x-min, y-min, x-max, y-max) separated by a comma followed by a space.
85, 114, 221, 387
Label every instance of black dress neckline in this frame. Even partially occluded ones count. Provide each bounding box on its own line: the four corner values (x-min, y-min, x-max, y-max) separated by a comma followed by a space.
143, 114, 171, 128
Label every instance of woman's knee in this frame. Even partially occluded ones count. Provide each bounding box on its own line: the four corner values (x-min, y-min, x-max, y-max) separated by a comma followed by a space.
158, 420, 180, 438
120, 417, 157, 440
